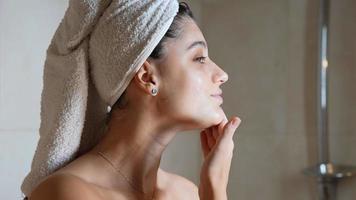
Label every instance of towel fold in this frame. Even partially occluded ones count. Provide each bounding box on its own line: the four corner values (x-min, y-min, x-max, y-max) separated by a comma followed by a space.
21, 0, 179, 197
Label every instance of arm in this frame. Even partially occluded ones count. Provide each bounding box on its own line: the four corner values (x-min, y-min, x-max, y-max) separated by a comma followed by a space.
199, 113, 241, 200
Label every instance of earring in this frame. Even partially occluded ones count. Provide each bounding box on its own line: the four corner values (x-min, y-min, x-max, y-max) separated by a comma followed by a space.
151, 88, 158, 96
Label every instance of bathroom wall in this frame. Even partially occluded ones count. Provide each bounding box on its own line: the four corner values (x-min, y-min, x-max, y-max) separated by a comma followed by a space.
328, 0, 356, 198
199, 0, 356, 199
0, 1, 70, 199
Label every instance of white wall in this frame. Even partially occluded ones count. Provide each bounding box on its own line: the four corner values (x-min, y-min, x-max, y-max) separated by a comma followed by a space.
0, 1, 69, 199
200, 0, 356, 199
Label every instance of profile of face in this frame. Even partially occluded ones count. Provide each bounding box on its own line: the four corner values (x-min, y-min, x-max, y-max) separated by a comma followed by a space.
128, 18, 228, 132
122, 18, 228, 131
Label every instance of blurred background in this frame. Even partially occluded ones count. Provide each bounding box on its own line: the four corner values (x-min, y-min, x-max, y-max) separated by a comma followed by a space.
0, 0, 355, 199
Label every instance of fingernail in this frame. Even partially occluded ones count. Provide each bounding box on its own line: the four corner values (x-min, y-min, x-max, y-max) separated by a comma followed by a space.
232, 118, 238, 126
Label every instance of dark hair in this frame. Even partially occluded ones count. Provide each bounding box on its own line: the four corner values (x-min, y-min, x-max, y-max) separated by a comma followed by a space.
107, 2, 195, 120
149, 2, 195, 59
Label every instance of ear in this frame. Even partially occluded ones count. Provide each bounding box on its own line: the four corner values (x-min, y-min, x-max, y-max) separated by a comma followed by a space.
134, 60, 160, 95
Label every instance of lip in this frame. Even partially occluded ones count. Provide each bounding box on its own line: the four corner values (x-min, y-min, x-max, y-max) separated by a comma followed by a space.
211, 91, 222, 96
211, 94, 223, 103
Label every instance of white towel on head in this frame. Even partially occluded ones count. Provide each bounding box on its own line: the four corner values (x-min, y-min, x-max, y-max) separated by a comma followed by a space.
20, 0, 179, 197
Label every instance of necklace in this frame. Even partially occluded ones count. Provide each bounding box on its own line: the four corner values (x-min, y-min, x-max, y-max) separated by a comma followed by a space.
96, 151, 155, 200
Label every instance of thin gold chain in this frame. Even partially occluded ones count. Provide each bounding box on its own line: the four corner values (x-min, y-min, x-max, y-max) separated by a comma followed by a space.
96, 151, 155, 200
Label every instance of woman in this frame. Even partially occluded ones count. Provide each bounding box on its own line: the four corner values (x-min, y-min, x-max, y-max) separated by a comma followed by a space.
27, 2, 241, 200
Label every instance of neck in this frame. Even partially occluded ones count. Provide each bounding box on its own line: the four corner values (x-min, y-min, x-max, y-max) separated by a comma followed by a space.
89, 106, 178, 198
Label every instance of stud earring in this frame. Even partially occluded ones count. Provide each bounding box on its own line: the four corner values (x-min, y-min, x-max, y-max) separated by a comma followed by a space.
151, 88, 158, 96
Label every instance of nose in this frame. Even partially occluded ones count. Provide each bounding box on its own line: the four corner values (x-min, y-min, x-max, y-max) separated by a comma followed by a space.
213, 62, 228, 84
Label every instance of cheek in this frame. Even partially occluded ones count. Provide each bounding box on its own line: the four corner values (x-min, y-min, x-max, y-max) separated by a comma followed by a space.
170, 71, 215, 117
190, 74, 207, 106
170, 73, 200, 110
182, 71, 223, 125
159, 69, 201, 113
158, 58, 222, 126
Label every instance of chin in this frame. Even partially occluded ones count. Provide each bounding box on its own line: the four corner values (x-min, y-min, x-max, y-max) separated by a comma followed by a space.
203, 110, 224, 128
184, 103, 225, 130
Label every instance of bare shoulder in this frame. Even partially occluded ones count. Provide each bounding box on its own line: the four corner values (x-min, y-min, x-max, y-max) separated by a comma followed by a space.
159, 169, 199, 200
166, 171, 199, 190
28, 173, 100, 200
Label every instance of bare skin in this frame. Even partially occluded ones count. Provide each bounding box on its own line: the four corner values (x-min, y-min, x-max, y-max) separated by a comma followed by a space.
29, 18, 241, 200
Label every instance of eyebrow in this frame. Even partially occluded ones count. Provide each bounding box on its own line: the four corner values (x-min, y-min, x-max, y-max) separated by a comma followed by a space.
186, 40, 207, 51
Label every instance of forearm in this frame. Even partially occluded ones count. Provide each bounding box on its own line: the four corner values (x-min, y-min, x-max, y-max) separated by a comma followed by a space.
198, 179, 227, 200
199, 190, 227, 200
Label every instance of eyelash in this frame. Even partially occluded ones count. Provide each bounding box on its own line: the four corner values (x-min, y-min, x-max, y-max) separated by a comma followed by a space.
195, 56, 207, 64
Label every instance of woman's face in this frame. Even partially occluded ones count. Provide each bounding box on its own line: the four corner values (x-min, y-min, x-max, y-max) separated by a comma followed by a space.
155, 18, 229, 131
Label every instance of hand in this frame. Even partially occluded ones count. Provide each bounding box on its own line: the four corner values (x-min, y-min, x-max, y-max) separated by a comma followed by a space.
198, 112, 241, 200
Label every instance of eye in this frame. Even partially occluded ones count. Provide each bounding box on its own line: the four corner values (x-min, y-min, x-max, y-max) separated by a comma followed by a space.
195, 56, 207, 64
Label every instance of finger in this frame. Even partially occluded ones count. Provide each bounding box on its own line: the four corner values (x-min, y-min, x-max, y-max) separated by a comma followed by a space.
206, 128, 215, 149
212, 125, 219, 140
200, 130, 209, 157
216, 117, 241, 148
218, 116, 228, 136
222, 117, 241, 141
214, 112, 228, 140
